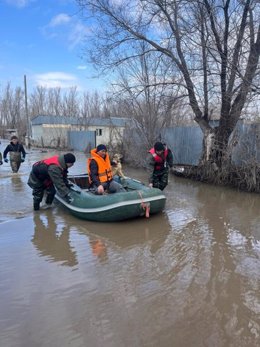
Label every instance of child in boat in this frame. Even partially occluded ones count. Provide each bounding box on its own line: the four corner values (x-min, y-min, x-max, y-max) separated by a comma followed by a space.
3, 135, 26, 173
111, 153, 125, 179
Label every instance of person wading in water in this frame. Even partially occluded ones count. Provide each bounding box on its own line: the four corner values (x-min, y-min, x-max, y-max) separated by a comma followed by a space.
27, 153, 76, 211
146, 142, 173, 191
3, 136, 26, 173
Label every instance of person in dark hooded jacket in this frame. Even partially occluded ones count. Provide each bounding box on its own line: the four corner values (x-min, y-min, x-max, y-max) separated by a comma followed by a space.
3, 135, 26, 173
27, 153, 76, 211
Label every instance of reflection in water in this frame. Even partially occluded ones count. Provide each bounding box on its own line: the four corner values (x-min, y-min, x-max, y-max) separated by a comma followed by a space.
89, 239, 108, 262
164, 179, 260, 346
31, 211, 78, 267
76, 213, 171, 255
0, 163, 260, 347
196, 186, 260, 341
65, 212, 171, 264
31, 211, 171, 267
10, 174, 23, 192
0, 172, 32, 220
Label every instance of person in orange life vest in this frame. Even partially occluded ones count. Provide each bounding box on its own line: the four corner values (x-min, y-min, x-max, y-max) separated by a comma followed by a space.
146, 142, 173, 191
87, 144, 125, 194
27, 153, 76, 211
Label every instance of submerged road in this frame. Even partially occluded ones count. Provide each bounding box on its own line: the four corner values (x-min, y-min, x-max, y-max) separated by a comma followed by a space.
0, 141, 259, 347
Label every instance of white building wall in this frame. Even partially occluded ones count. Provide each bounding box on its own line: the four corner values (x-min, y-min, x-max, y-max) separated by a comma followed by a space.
32, 123, 125, 148
32, 124, 79, 147
31, 125, 44, 143
42, 126, 69, 147
88, 126, 124, 146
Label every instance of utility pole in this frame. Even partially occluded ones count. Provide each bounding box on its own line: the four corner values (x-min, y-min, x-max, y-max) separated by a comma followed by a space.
24, 74, 31, 148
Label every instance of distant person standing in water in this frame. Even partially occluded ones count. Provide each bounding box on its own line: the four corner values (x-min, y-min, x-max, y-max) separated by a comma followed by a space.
146, 142, 173, 191
3, 135, 26, 173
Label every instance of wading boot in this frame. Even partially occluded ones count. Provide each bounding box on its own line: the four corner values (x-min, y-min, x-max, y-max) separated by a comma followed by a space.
45, 194, 54, 205
33, 201, 40, 211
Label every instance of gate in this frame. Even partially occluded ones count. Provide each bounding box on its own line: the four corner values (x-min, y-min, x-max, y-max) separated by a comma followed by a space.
68, 130, 96, 152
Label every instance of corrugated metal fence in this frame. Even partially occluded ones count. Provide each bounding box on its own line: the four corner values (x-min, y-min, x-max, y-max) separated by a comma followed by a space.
68, 130, 96, 152
161, 126, 203, 165
68, 123, 259, 166
231, 123, 260, 165
161, 123, 260, 165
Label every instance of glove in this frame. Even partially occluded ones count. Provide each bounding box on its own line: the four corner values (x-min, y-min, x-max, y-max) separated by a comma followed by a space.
97, 185, 105, 194
0, 161, 3, 165
65, 193, 74, 204
4, 158, 8, 163
21, 158, 25, 162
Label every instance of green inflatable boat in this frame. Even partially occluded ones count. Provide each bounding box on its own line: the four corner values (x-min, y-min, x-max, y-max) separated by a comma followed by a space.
54, 174, 166, 222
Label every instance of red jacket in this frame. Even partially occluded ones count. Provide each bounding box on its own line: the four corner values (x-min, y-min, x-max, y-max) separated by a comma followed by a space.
33, 155, 64, 187
149, 147, 169, 170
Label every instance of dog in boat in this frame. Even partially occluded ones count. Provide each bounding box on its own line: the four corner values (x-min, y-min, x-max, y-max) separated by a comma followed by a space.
111, 154, 125, 178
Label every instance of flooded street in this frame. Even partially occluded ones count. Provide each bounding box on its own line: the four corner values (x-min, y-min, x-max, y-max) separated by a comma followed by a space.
0, 141, 259, 347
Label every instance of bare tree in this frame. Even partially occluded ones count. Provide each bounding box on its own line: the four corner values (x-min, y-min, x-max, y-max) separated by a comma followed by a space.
110, 43, 187, 146
76, 0, 260, 169
47, 87, 62, 116
62, 86, 80, 117
0, 82, 25, 134
29, 86, 47, 116
90, 91, 103, 117
80, 92, 92, 119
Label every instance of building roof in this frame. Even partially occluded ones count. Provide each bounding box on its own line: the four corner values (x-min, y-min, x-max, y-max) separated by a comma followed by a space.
31, 115, 132, 127
31, 115, 77, 125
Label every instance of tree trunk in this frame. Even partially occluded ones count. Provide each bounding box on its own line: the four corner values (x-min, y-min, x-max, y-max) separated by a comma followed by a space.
209, 127, 231, 167
200, 124, 233, 169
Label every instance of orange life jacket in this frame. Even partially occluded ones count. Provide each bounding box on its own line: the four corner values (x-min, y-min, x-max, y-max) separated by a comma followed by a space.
87, 148, 113, 184
149, 147, 169, 170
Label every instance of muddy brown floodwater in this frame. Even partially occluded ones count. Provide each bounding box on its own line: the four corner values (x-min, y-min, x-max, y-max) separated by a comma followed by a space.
0, 142, 259, 347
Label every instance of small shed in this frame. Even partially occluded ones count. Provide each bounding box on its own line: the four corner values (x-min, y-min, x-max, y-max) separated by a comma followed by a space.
31, 115, 79, 148
30, 115, 133, 149
84, 117, 132, 147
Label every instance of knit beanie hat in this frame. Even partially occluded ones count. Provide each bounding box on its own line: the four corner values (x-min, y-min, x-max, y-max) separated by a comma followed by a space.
96, 144, 107, 152
64, 153, 76, 163
154, 142, 165, 151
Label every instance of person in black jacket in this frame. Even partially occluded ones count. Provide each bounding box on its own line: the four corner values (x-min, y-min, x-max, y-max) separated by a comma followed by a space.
3, 136, 26, 173
27, 153, 76, 211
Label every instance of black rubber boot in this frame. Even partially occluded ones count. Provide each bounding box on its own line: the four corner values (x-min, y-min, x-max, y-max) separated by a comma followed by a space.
33, 201, 40, 211
45, 194, 54, 205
